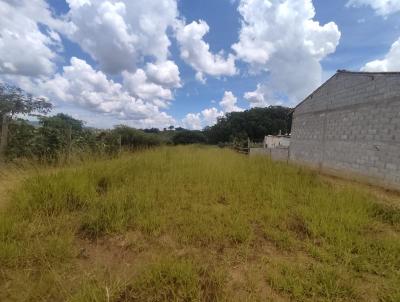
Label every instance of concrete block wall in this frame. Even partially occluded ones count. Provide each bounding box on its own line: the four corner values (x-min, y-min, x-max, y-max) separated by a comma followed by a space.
290, 72, 400, 189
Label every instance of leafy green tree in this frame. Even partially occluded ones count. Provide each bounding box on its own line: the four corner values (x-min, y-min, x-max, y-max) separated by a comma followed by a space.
0, 84, 52, 117
96, 130, 122, 157
35, 114, 85, 161
172, 130, 207, 145
5, 119, 37, 159
204, 106, 292, 144
0, 83, 52, 157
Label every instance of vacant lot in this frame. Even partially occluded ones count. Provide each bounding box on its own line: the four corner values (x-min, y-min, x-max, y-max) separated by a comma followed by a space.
0, 146, 399, 301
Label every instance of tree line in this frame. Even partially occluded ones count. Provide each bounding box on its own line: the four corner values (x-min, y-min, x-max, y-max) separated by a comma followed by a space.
204, 107, 292, 145
0, 83, 293, 162
0, 84, 164, 163
171, 106, 292, 147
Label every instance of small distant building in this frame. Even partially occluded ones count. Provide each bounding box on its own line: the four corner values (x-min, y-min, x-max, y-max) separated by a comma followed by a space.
290, 70, 400, 189
264, 134, 291, 149
250, 133, 290, 161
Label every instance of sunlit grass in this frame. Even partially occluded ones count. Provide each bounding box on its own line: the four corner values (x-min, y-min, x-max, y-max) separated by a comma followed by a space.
0, 146, 399, 301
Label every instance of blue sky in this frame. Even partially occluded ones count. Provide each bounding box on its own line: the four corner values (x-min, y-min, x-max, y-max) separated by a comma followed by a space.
1, 0, 400, 129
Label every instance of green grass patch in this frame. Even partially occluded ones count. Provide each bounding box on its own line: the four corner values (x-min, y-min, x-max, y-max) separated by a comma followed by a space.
116, 259, 226, 302
267, 260, 357, 301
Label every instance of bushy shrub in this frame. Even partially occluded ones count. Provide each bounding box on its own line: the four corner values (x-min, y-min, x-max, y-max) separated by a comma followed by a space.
172, 130, 207, 145
112, 125, 161, 149
97, 131, 121, 157
5, 119, 37, 159
2, 113, 168, 162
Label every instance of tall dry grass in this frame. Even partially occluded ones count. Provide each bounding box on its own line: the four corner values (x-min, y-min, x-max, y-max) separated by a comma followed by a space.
0, 146, 399, 301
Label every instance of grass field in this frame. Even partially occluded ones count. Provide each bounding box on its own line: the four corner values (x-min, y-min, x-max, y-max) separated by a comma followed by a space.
0, 146, 399, 301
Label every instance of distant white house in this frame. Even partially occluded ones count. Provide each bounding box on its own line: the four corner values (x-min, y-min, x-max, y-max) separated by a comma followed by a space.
263, 135, 291, 149
249, 133, 291, 161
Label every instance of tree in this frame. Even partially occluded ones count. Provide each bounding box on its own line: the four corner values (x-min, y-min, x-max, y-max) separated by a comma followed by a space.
112, 125, 161, 149
35, 114, 84, 161
143, 128, 160, 134
0, 83, 52, 157
204, 106, 293, 144
5, 119, 36, 159
172, 130, 207, 145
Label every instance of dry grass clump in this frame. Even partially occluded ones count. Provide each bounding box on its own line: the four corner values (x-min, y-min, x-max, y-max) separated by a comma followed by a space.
0, 146, 399, 301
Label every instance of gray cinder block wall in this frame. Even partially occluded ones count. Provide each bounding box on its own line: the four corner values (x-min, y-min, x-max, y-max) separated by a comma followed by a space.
290, 71, 400, 189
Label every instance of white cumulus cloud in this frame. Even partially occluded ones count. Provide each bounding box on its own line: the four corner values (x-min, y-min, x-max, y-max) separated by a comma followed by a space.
0, 0, 64, 77
175, 20, 237, 81
347, 0, 400, 16
202, 107, 224, 125
145, 60, 181, 88
65, 0, 179, 74
182, 107, 223, 130
233, 0, 341, 104
38, 57, 176, 128
122, 69, 174, 109
362, 38, 400, 71
244, 85, 269, 108
182, 113, 202, 130
0, 0, 182, 128
219, 91, 244, 113
0, 0, 344, 128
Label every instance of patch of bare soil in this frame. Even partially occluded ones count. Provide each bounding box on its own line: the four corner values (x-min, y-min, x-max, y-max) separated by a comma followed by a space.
75, 231, 152, 279
72, 226, 300, 301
